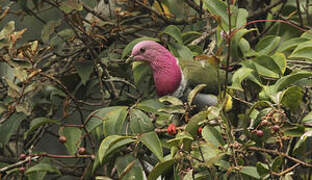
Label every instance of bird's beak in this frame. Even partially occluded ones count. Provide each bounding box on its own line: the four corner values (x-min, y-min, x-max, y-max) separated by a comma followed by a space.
126, 55, 134, 64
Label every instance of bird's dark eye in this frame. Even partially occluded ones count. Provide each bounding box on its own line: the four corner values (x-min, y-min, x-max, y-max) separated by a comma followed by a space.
140, 48, 145, 53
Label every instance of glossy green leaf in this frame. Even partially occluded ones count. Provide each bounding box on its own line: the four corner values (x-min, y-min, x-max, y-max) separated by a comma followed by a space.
136, 98, 165, 113
277, 37, 309, 52
182, 31, 201, 44
185, 111, 208, 138
229, 67, 253, 91
302, 112, 312, 125
140, 132, 163, 161
251, 55, 281, 78
202, 126, 225, 149
271, 52, 287, 75
273, 72, 312, 92
115, 155, 144, 180
240, 166, 260, 179
289, 46, 312, 61
26, 163, 61, 175
85, 106, 128, 135
235, 8, 248, 28
122, 37, 159, 59
231, 28, 256, 59
148, 159, 175, 180
74, 61, 94, 85
0, 112, 26, 145
25, 117, 60, 138
161, 25, 183, 44
293, 130, 312, 155
203, 0, 228, 29
256, 162, 269, 177
280, 86, 303, 111
284, 125, 305, 137
59, 127, 82, 155
169, 42, 193, 60
132, 62, 153, 96
255, 35, 280, 55
98, 135, 134, 164
301, 30, 312, 39
159, 96, 183, 106
129, 109, 154, 134
167, 131, 193, 151
272, 156, 283, 172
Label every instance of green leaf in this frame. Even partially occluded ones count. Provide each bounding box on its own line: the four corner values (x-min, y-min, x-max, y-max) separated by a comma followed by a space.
256, 162, 269, 177
231, 28, 256, 59
98, 135, 134, 164
293, 130, 312, 155
136, 98, 165, 113
284, 125, 305, 137
148, 159, 175, 180
129, 109, 154, 134
122, 37, 159, 59
240, 166, 260, 179
182, 31, 201, 44
187, 84, 206, 105
185, 111, 208, 138
159, 96, 183, 106
229, 67, 253, 91
74, 61, 94, 85
277, 37, 309, 52
280, 86, 303, 111
273, 72, 312, 92
255, 35, 280, 55
271, 52, 287, 75
132, 62, 153, 96
115, 155, 144, 180
168, 42, 193, 60
59, 127, 82, 155
140, 132, 163, 161
26, 163, 61, 175
85, 106, 128, 136
301, 30, 312, 39
167, 131, 193, 151
25, 117, 60, 138
302, 112, 312, 125
272, 156, 283, 172
203, 0, 228, 29
0, 112, 26, 145
251, 55, 282, 78
289, 46, 312, 61
0, 21, 15, 49
161, 25, 183, 44
202, 126, 225, 149
41, 20, 62, 43
60, 0, 83, 13
235, 8, 248, 28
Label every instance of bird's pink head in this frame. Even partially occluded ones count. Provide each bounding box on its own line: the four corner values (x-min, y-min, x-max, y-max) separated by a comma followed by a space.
130, 40, 182, 96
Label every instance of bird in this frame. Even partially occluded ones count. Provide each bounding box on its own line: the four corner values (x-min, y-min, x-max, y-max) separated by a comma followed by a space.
128, 40, 229, 110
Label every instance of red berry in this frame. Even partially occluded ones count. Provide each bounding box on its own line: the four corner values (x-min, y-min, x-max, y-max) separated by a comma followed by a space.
272, 125, 280, 132
78, 147, 87, 155
19, 167, 26, 173
58, 136, 67, 144
197, 127, 203, 135
167, 123, 177, 135
19, 153, 27, 160
256, 130, 264, 137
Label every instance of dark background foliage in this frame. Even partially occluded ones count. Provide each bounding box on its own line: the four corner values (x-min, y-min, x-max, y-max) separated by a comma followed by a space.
0, 0, 312, 179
